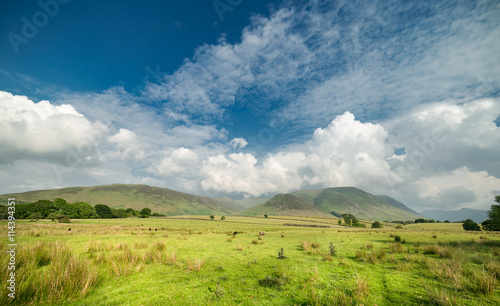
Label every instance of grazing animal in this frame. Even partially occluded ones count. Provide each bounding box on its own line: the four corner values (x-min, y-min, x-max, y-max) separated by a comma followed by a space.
155, 228, 157, 231
259, 231, 265, 237
233, 231, 238, 237
149, 228, 151, 231
68, 228, 71, 231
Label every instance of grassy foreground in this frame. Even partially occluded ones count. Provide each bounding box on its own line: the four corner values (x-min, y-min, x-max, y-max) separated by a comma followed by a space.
1, 216, 500, 305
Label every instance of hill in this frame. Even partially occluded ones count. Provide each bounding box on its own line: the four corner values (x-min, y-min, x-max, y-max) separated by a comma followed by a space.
214, 196, 270, 212
239, 193, 333, 217
420, 208, 488, 223
292, 187, 421, 221
375, 195, 421, 216
0, 184, 234, 216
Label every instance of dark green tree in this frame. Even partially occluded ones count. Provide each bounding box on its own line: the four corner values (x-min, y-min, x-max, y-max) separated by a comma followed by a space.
264, 214, 268, 219
343, 214, 359, 227
75, 202, 97, 218
221, 216, 226, 220
371, 221, 383, 228
0, 205, 7, 220
95, 204, 114, 218
482, 196, 500, 231
462, 219, 481, 231
112, 208, 130, 218
209, 215, 215, 220
125, 208, 136, 216
139, 208, 152, 218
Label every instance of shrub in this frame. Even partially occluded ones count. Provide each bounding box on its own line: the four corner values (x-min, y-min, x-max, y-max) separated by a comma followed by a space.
463, 219, 481, 231
371, 221, 383, 229
57, 215, 71, 223
394, 235, 402, 242
186, 257, 206, 272
391, 243, 403, 253
329, 242, 337, 257
301, 241, 321, 254
258, 272, 288, 288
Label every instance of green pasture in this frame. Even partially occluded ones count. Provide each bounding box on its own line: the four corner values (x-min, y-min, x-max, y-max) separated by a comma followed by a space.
1, 216, 500, 305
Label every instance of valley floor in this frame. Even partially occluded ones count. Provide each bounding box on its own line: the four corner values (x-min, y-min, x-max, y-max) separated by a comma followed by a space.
1, 216, 500, 305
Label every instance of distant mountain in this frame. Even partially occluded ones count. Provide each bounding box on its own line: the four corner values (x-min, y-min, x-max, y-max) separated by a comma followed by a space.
0, 184, 234, 216
1, 184, 423, 221
293, 187, 421, 221
239, 193, 332, 217
214, 196, 270, 212
420, 208, 488, 223
375, 195, 421, 216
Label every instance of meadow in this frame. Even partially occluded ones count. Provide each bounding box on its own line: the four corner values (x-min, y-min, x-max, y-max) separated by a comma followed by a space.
1, 216, 500, 305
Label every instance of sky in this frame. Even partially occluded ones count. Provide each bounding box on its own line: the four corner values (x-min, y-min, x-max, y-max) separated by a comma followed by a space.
0, 0, 499, 212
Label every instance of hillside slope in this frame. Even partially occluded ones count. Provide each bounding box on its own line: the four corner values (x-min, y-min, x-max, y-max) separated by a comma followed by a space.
0, 184, 234, 216
293, 187, 421, 221
214, 196, 270, 212
239, 194, 333, 217
375, 195, 422, 216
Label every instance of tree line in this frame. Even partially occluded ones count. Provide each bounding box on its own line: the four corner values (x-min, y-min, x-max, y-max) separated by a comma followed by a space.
463, 195, 500, 231
0, 198, 163, 220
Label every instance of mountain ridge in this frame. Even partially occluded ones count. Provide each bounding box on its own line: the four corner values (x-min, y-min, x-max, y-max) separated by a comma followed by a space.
420, 208, 488, 223
1, 184, 420, 221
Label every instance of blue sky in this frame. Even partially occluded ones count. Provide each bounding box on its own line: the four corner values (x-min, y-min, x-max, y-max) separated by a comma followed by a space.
1, 0, 499, 211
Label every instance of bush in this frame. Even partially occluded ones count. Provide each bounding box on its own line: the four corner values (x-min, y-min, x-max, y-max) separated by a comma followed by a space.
258, 273, 288, 288
371, 221, 383, 229
463, 219, 481, 231
57, 215, 71, 223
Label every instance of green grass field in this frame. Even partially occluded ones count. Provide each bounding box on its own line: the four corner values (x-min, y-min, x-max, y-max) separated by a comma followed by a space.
2, 216, 500, 305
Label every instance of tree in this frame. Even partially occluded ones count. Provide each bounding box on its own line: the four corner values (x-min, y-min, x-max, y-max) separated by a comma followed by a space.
338, 219, 342, 225
462, 219, 481, 231
264, 214, 268, 219
75, 202, 97, 218
343, 215, 352, 226
221, 216, 226, 220
209, 215, 215, 220
125, 208, 136, 217
371, 221, 383, 228
482, 195, 500, 231
343, 214, 360, 227
0, 205, 7, 220
95, 204, 114, 218
139, 208, 152, 218
113, 208, 127, 218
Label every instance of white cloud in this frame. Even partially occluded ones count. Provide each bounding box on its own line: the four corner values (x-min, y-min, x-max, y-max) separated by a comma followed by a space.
155, 147, 199, 177
229, 138, 248, 149
0, 91, 108, 164
108, 128, 146, 160
201, 112, 396, 196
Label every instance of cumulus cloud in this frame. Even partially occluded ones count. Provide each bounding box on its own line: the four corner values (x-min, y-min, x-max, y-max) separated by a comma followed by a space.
0, 91, 108, 164
155, 147, 199, 177
201, 112, 396, 196
229, 138, 248, 149
108, 129, 146, 161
